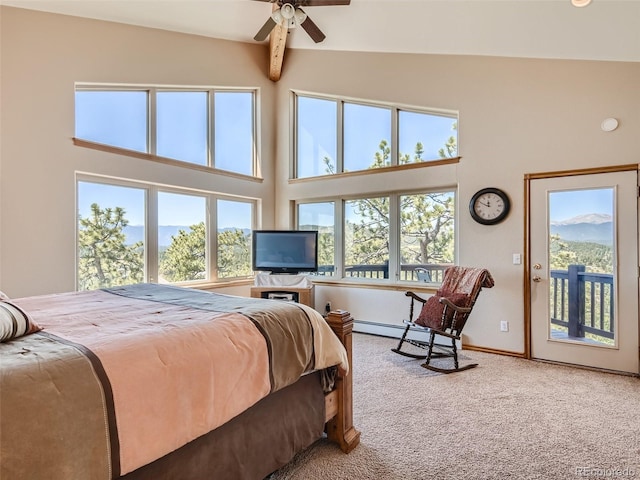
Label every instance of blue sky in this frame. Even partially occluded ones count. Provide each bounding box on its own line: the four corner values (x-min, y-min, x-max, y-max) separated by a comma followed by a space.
77, 89, 608, 229
549, 188, 612, 222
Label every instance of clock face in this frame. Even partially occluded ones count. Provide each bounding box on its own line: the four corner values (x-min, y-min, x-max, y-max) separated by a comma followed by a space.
469, 188, 510, 225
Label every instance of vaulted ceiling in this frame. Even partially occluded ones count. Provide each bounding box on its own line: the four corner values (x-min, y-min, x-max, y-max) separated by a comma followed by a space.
2, 0, 638, 81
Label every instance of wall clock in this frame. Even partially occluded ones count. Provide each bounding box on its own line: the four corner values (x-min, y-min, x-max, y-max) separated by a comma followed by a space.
469, 188, 511, 225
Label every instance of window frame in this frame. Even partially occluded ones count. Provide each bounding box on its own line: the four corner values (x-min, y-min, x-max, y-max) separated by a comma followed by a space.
295, 187, 458, 285
292, 90, 458, 179
74, 84, 259, 177
76, 174, 257, 290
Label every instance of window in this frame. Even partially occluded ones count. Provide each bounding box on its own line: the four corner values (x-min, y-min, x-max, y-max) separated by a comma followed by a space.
77, 181, 146, 290
217, 199, 253, 278
214, 92, 254, 176
345, 197, 390, 279
399, 192, 455, 283
297, 190, 455, 284
157, 91, 208, 165
77, 178, 255, 290
296, 96, 337, 177
294, 93, 458, 179
344, 104, 391, 171
298, 202, 335, 275
158, 192, 207, 283
75, 85, 257, 176
75, 91, 148, 152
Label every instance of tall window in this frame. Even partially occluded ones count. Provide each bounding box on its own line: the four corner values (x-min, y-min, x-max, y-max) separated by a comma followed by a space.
298, 202, 335, 275
77, 181, 146, 290
399, 192, 455, 283
214, 92, 254, 176
75, 85, 256, 176
343, 104, 391, 171
77, 178, 255, 290
158, 192, 207, 283
294, 93, 458, 179
345, 197, 390, 279
156, 91, 208, 165
217, 199, 253, 278
296, 96, 337, 177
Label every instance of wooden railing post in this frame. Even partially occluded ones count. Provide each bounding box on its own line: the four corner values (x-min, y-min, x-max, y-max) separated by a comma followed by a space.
567, 265, 585, 337
325, 310, 361, 453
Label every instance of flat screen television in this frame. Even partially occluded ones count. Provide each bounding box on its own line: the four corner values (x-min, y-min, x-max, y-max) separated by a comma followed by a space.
252, 230, 318, 274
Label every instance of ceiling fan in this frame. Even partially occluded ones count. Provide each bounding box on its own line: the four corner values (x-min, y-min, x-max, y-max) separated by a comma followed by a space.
253, 0, 351, 44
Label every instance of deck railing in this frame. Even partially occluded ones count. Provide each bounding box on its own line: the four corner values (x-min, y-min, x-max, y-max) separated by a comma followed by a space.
550, 265, 614, 340
315, 263, 451, 283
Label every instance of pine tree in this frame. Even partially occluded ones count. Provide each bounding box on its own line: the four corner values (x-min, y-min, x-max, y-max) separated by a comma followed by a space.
78, 203, 144, 290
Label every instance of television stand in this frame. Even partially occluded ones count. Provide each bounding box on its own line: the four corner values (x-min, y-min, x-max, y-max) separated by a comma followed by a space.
250, 285, 315, 308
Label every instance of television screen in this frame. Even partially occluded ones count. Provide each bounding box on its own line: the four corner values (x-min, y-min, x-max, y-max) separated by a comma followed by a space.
252, 230, 318, 274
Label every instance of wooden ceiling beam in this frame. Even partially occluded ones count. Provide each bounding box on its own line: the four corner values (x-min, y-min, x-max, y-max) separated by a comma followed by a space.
268, 22, 288, 82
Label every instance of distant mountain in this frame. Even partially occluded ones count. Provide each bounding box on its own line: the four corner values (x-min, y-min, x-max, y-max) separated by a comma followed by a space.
550, 214, 612, 245
123, 225, 190, 247
550, 213, 612, 226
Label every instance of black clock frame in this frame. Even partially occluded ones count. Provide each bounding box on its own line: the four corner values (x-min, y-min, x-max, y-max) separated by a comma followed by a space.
469, 187, 511, 225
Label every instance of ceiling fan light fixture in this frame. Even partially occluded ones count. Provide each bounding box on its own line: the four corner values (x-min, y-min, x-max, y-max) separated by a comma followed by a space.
271, 9, 284, 25
293, 9, 307, 26
280, 3, 296, 19
571, 0, 592, 7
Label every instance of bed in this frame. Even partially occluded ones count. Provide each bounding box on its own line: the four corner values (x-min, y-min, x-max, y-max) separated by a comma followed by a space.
0, 283, 360, 480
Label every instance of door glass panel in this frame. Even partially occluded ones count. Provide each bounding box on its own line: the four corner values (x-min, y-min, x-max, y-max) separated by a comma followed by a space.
548, 188, 615, 347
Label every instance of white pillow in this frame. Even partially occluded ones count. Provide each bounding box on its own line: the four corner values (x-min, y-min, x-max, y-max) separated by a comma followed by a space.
0, 301, 42, 342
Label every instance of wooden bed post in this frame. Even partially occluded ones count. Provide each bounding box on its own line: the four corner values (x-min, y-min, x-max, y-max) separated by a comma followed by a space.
325, 310, 361, 453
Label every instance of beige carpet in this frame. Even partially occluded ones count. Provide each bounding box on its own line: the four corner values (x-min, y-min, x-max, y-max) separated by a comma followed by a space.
271, 333, 640, 480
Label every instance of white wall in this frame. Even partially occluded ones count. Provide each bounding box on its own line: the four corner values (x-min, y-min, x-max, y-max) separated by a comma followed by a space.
1, 7, 639, 354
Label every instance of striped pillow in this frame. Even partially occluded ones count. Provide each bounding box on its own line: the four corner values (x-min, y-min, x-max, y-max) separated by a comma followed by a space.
0, 301, 42, 342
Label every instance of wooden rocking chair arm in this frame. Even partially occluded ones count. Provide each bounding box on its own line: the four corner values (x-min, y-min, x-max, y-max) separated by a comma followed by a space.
405, 291, 427, 304
429, 328, 460, 340
438, 297, 472, 313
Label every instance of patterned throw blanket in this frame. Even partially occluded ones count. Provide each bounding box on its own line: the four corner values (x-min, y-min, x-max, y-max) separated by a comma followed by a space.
0, 284, 348, 479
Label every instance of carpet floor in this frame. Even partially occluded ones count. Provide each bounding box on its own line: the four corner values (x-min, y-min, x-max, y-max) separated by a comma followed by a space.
271, 333, 640, 480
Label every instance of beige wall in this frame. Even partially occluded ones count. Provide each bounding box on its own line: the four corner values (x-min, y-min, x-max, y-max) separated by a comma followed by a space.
0, 7, 276, 297
1, 7, 638, 353
274, 49, 639, 353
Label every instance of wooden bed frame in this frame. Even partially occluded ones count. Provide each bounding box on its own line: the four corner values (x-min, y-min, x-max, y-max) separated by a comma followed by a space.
324, 309, 361, 453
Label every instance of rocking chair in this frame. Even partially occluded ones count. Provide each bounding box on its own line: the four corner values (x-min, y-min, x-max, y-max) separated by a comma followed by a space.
391, 266, 494, 373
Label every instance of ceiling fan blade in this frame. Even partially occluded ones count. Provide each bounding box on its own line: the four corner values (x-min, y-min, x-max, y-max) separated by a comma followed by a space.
298, 11, 326, 43
299, 0, 350, 5
254, 17, 278, 41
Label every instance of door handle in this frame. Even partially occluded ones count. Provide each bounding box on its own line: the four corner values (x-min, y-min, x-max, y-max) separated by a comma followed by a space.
532, 275, 542, 283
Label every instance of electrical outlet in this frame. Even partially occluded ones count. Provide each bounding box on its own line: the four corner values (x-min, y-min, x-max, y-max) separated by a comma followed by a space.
512, 253, 521, 265
500, 320, 509, 332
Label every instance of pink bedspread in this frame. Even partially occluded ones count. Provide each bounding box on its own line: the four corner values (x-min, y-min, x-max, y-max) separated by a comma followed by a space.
0, 284, 348, 479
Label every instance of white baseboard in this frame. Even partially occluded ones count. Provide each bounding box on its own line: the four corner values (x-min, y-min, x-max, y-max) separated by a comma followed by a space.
353, 320, 461, 348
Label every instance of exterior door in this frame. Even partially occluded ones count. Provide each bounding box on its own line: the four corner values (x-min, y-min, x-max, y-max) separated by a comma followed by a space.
529, 169, 639, 374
